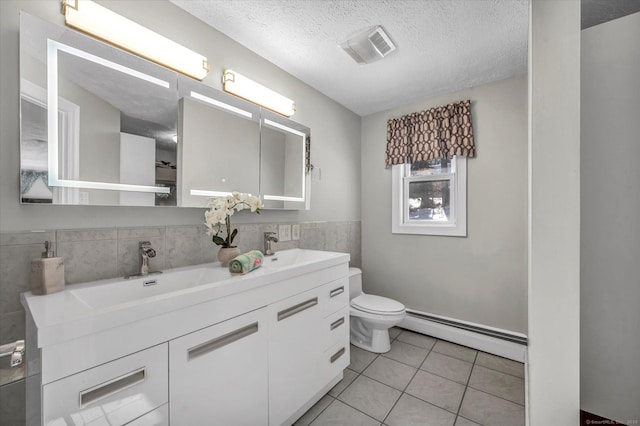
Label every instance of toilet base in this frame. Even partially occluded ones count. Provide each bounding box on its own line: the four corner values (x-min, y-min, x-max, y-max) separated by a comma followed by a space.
350, 315, 401, 353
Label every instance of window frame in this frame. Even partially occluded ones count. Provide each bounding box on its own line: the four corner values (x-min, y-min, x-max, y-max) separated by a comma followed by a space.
391, 156, 467, 237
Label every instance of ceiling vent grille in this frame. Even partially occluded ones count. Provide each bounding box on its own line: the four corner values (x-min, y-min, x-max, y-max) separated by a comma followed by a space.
339, 25, 396, 65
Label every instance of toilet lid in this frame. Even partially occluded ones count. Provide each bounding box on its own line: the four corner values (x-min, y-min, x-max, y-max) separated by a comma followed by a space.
351, 295, 405, 314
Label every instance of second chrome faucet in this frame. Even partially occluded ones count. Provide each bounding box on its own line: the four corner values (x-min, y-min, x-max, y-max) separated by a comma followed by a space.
263, 232, 279, 256
125, 241, 162, 279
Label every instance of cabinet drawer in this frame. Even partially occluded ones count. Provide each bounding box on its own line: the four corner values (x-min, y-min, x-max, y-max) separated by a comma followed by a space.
43, 344, 168, 426
325, 307, 349, 351
324, 277, 349, 317
324, 343, 350, 380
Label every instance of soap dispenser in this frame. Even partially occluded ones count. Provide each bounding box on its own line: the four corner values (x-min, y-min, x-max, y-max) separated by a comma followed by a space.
30, 241, 65, 295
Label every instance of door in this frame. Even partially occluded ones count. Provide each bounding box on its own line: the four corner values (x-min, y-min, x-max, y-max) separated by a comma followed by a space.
268, 287, 324, 426
169, 307, 268, 426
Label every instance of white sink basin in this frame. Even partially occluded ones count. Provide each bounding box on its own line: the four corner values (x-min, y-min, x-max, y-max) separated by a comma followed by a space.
68, 249, 348, 310
262, 248, 346, 269
71, 266, 232, 310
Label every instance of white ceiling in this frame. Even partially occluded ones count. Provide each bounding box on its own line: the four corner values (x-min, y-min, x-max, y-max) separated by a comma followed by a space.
170, 0, 529, 116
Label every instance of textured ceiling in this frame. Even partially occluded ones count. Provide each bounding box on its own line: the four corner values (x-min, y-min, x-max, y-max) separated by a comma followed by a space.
582, 0, 640, 29
170, 0, 529, 116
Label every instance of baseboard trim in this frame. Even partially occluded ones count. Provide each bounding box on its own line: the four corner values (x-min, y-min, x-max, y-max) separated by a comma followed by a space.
400, 310, 528, 362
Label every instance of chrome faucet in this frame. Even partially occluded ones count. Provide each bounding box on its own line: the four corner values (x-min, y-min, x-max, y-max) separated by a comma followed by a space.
138, 241, 156, 276
263, 232, 279, 256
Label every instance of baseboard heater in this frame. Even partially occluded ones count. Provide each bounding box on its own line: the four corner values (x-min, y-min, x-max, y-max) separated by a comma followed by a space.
406, 310, 528, 346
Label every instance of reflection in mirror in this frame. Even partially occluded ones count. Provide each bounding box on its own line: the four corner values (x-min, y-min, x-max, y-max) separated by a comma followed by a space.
19, 12, 179, 206
177, 76, 261, 207
260, 111, 310, 210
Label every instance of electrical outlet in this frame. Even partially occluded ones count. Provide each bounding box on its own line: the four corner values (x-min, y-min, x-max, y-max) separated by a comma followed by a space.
79, 191, 90, 204
279, 224, 291, 242
292, 224, 300, 240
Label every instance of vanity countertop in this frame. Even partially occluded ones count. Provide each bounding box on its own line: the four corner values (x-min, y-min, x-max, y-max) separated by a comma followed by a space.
22, 249, 350, 349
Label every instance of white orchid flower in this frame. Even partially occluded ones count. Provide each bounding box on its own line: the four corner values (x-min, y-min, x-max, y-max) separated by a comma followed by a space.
204, 193, 262, 247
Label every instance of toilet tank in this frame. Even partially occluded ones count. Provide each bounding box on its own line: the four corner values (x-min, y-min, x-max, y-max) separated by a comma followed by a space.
348, 267, 362, 300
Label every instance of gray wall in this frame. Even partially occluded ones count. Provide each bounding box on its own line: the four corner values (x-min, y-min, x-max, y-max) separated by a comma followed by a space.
360, 76, 528, 334
581, 12, 640, 423
0, 0, 361, 232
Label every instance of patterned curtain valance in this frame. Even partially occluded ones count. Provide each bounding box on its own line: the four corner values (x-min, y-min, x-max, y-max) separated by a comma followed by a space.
385, 100, 475, 168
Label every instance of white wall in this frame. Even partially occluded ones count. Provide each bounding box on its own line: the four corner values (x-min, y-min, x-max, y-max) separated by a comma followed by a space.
527, 0, 581, 424
581, 12, 640, 423
361, 75, 528, 334
0, 0, 361, 232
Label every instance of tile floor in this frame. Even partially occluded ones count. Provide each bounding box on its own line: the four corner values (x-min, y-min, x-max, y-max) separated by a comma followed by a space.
295, 328, 525, 426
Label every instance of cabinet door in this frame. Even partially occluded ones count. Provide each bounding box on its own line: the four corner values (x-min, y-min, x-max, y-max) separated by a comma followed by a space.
268, 287, 324, 426
169, 307, 268, 426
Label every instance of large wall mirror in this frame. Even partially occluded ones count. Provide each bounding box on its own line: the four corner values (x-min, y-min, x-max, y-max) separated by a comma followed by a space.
19, 12, 310, 210
20, 12, 179, 206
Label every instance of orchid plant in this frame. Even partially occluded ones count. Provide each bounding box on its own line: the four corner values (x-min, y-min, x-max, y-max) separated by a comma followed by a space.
204, 192, 263, 248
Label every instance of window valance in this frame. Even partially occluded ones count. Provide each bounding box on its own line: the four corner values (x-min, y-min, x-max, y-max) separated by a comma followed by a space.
385, 100, 475, 168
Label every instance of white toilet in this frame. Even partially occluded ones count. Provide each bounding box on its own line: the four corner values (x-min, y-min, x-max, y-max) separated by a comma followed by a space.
349, 267, 406, 353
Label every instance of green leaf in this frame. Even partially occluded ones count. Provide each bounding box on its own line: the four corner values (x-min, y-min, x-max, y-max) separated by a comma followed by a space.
212, 235, 226, 246
229, 228, 238, 245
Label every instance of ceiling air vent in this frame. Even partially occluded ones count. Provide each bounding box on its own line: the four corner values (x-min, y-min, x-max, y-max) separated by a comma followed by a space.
339, 25, 397, 65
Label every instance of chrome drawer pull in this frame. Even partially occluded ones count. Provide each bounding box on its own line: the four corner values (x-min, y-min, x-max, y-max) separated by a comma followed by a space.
79, 368, 145, 407
277, 297, 318, 321
188, 322, 259, 360
330, 317, 345, 330
330, 347, 346, 364
329, 286, 344, 298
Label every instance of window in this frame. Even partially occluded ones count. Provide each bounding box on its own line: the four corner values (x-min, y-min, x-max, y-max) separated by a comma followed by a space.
392, 156, 467, 236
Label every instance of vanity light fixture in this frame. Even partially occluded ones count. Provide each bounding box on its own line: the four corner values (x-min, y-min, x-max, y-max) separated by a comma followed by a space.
61, 0, 209, 80
222, 70, 296, 117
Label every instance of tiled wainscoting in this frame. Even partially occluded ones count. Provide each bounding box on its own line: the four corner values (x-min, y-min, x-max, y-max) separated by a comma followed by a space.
0, 220, 360, 425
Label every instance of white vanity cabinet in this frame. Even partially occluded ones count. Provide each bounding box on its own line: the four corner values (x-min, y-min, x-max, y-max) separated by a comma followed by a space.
23, 249, 350, 426
169, 307, 268, 425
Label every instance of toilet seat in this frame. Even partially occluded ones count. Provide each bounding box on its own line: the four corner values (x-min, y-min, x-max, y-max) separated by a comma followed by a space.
351, 294, 405, 315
